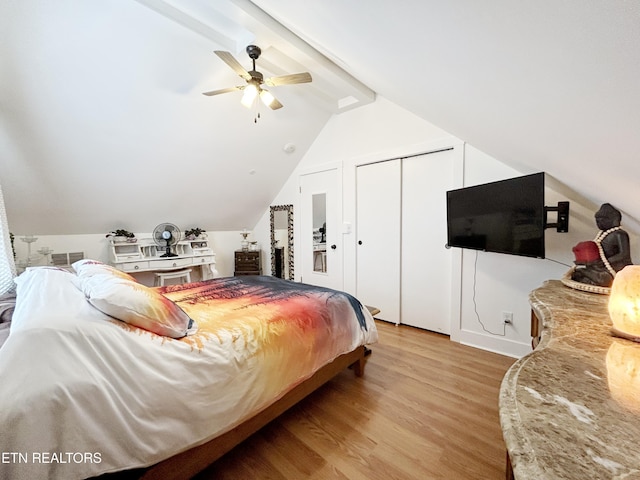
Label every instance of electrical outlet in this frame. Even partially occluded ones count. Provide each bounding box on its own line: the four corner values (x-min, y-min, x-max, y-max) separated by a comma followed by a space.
502, 311, 513, 324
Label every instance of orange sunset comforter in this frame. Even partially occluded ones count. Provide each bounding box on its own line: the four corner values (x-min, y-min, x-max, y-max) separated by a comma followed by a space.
0, 268, 377, 480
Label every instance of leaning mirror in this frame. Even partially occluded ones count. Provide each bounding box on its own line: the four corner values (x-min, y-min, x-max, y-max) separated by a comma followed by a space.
270, 205, 294, 280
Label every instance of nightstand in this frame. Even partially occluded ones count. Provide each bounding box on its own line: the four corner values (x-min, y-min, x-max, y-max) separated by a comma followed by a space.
234, 250, 262, 276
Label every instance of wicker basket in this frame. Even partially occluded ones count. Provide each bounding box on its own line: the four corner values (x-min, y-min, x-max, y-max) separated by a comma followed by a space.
561, 266, 611, 295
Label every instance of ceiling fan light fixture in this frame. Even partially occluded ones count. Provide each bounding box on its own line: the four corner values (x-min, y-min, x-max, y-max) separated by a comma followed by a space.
206, 45, 311, 113
241, 83, 259, 108
260, 89, 276, 108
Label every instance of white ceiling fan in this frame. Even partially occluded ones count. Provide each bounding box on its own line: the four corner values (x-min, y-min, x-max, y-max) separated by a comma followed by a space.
202, 45, 312, 111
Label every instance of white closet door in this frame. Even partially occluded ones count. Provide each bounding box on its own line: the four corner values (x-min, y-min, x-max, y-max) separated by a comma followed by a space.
356, 160, 401, 324
401, 150, 456, 334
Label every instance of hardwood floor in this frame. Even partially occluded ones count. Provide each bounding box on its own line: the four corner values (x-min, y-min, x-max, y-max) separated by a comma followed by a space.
193, 320, 516, 480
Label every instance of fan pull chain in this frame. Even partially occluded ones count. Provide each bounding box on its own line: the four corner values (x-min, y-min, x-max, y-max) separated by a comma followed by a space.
253, 98, 261, 123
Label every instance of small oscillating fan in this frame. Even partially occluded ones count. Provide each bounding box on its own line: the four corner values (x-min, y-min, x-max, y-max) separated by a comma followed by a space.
153, 223, 181, 258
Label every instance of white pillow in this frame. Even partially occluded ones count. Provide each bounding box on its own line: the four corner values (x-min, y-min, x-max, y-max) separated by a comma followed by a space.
72, 259, 137, 282
81, 274, 194, 338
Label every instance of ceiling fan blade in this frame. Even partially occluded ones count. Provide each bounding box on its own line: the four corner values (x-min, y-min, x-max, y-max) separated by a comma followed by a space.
202, 86, 241, 96
214, 51, 252, 81
264, 72, 312, 87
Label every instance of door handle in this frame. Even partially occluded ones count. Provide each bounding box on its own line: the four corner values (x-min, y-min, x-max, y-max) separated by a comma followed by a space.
358, 240, 363, 245
331, 244, 337, 250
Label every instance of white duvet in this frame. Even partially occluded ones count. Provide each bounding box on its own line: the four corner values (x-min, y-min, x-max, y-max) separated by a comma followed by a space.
0, 267, 377, 479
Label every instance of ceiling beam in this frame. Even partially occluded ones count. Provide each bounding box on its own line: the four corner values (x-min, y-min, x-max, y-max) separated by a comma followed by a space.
230, 0, 375, 112
133, 0, 241, 51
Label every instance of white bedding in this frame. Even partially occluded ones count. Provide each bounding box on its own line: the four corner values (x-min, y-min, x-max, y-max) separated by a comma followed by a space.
0, 267, 377, 479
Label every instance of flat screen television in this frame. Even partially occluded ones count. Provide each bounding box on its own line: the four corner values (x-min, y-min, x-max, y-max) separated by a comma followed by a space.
446, 172, 545, 258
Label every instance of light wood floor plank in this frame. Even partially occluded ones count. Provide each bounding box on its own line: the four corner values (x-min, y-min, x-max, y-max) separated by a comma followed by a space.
194, 320, 515, 479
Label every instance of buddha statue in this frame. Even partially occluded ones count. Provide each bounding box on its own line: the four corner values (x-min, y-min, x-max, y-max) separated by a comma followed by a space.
571, 203, 633, 287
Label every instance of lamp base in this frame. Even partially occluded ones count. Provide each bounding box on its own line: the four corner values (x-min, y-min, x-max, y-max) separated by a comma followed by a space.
611, 327, 640, 343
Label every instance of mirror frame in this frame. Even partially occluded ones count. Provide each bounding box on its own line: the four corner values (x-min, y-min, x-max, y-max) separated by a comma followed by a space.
270, 204, 294, 280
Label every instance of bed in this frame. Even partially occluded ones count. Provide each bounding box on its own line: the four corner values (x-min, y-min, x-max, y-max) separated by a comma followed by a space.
0, 262, 378, 480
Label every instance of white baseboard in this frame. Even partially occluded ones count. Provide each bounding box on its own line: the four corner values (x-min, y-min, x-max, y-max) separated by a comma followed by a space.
457, 329, 531, 358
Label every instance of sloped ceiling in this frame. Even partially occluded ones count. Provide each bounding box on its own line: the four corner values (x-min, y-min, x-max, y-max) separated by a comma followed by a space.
252, 0, 640, 223
2, 0, 640, 235
0, 0, 372, 235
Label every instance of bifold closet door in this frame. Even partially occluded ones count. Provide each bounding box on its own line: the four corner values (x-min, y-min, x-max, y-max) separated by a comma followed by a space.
401, 150, 455, 334
355, 159, 401, 324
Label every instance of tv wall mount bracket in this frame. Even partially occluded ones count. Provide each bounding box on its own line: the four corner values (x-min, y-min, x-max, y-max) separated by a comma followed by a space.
544, 201, 570, 232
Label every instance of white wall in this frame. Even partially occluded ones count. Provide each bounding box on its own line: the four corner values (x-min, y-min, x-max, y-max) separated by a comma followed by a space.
253, 95, 456, 282
454, 146, 603, 356
254, 96, 634, 358
12, 234, 111, 266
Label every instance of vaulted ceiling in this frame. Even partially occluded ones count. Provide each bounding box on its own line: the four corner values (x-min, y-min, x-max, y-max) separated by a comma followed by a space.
2, 0, 640, 235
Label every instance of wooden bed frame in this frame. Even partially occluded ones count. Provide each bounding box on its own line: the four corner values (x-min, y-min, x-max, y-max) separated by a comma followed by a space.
101, 345, 369, 480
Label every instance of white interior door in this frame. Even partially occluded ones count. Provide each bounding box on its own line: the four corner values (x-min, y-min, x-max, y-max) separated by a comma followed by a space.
356, 160, 401, 324
401, 150, 456, 333
299, 167, 343, 290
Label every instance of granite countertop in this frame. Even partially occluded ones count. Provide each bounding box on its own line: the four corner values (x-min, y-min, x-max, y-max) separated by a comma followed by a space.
500, 280, 640, 479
